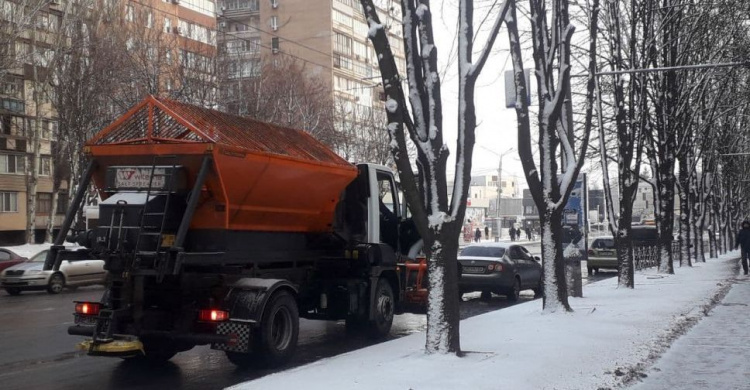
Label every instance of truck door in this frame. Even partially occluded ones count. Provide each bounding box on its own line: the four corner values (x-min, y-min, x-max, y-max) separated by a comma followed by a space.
375, 170, 400, 251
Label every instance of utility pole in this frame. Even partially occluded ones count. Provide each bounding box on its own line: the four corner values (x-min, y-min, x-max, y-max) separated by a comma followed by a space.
482, 146, 514, 239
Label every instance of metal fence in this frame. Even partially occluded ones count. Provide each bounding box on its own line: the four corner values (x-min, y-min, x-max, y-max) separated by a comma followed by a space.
633, 242, 663, 270
633, 240, 709, 270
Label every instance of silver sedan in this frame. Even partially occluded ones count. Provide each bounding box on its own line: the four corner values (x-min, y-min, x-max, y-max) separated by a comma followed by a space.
0, 249, 106, 295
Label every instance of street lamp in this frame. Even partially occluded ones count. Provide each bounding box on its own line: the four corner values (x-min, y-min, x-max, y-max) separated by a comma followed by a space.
481, 146, 515, 235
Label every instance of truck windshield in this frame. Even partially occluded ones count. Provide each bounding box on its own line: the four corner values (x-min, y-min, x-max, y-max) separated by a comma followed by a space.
460, 246, 505, 258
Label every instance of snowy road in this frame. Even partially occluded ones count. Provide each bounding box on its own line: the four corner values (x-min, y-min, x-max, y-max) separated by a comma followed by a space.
0, 242, 611, 389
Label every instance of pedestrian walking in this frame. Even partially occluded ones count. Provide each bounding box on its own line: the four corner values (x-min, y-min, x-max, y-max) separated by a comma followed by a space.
475, 228, 482, 243
509, 227, 516, 241
525, 227, 532, 241
485, 226, 489, 240
735, 220, 750, 275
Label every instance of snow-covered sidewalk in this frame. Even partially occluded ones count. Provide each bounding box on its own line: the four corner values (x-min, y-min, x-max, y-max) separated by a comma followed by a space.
631, 273, 750, 389
231, 252, 741, 390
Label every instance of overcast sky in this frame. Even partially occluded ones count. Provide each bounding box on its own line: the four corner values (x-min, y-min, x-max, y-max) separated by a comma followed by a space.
429, 1, 602, 194
426, 2, 529, 192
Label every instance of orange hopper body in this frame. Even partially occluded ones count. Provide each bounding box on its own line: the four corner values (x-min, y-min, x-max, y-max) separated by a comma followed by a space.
86, 96, 358, 233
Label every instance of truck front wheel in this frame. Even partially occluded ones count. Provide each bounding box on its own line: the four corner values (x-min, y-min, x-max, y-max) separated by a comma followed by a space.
254, 290, 299, 367
367, 278, 394, 339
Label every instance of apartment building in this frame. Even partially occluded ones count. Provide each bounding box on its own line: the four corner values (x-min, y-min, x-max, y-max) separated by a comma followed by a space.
469, 174, 520, 200
0, 0, 217, 244
0, 1, 66, 244
217, 0, 407, 117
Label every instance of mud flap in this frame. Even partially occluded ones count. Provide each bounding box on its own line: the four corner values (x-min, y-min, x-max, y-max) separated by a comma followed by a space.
211, 320, 253, 353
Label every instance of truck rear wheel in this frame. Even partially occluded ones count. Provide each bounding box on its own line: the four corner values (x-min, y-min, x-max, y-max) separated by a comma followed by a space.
253, 290, 299, 368
366, 278, 394, 339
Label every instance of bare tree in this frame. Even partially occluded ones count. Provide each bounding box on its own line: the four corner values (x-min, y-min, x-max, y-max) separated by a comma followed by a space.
48, 0, 126, 237
360, 0, 510, 353
17, 0, 87, 243
218, 56, 336, 144
333, 98, 393, 166
596, 0, 650, 288
506, 0, 599, 310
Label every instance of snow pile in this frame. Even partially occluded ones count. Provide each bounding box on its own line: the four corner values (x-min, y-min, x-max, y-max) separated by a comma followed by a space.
231, 252, 739, 390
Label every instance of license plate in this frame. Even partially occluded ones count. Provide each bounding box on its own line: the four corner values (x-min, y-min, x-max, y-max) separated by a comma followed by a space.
74, 314, 98, 326
600, 251, 615, 256
463, 266, 485, 274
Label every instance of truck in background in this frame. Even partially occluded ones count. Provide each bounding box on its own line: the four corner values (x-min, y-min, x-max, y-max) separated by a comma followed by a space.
51, 96, 426, 367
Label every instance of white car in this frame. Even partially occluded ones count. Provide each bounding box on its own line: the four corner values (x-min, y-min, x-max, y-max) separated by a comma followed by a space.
0, 249, 107, 295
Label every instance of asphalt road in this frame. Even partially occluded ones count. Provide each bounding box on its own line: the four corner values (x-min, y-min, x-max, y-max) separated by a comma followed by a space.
0, 242, 613, 390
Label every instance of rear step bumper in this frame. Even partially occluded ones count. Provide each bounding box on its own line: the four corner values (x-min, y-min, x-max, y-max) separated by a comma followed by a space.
68, 326, 232, 345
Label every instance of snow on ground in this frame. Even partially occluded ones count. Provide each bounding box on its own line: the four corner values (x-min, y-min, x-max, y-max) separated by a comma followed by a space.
231, 252, 740, 390
631, 273, 750, 390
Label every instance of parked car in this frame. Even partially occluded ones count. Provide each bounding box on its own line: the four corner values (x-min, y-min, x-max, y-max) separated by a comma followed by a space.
458, 243, 542, 301
0, 249, 106, 296
588, 236, 617, 275
0, 248, 27, 273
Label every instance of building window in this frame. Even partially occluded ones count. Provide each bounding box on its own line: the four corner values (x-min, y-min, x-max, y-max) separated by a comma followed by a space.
270, 16, 278, 31
333, 10, 352, 28
1, 77, 23, 99
0, 192, 18, 212
37, 193, 52, 215
270, 0, 279, 8
126, 4, 134, 22
38, 156, 51, 176
57, 193, 68, 214
146, 11, 153, 28
0, 154, 25, 174
41, 120, 57, 140
333, 33, 352, 55
224, 0, 259, 11
271, 37, 279, 53
0, 98, 24, 113
164, 17, 171, 33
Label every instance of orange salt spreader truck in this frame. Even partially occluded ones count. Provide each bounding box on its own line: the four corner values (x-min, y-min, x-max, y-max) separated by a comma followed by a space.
49, 96, 427, 367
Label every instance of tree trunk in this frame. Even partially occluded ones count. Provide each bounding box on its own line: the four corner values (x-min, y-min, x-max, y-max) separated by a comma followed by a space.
616, 208, 635, 288
45, 188, 59, 243
658, 173, 676, 274
540, 207, 570, 311
426, 225, 461, 354
678, 155, 691, 267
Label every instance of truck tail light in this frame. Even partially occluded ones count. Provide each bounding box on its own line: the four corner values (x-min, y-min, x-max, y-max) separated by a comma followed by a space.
75, 302, 101, 316
588, 249, 595, 256
199, 309, 229, 322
